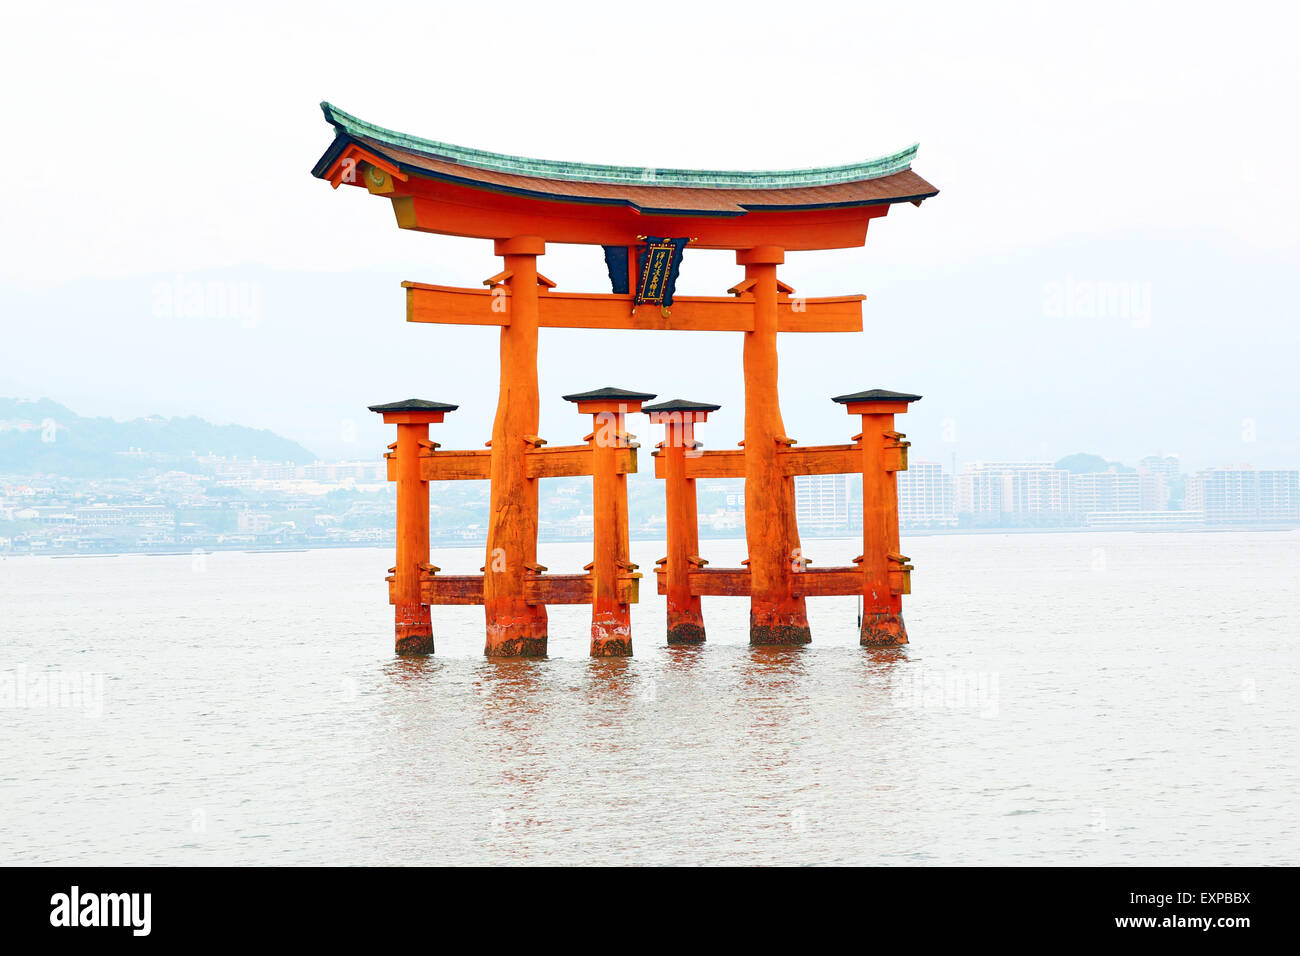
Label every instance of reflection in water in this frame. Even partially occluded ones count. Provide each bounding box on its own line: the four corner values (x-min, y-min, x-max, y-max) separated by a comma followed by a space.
662, 643, 706, 677
742, 644, 811, 684
582, 656, 635, 702
382, 654, 441, 685
859, 645, 911, 696
473, 657, 549, 734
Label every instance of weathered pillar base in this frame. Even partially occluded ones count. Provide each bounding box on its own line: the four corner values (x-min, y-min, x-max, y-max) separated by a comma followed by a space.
591, 618, 632, 657
666, 618, 706, 645
485, 618, 548, 658
395, 603, 433, 656
860, 611, 908, 647
749, 605, 812, 645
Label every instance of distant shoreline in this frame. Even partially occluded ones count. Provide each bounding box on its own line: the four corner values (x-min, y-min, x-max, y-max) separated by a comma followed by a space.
5, 522, 1296, 559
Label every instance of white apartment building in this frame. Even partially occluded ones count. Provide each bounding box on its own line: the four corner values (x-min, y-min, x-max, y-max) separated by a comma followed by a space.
1138, 455, 1182, 482
1069, 471, 1168, 516
794, 473, 852, 532
956, 462, 1071, 520
236, 511, 276, 534
898, 460, 956, 528
1186, 467, 1300, 523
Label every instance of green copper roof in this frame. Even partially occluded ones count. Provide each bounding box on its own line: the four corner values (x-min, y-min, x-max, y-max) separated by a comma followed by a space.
321, 102, 921, 190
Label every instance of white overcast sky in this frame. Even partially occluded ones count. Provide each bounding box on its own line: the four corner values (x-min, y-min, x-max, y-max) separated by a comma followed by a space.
0, 0, 1295, 283
2, 0, 1297, 469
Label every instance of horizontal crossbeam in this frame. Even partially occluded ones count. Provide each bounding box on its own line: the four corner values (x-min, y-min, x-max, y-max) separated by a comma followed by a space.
411, 572, 639, 606
403, 282, 864, 333
652, 444, 865, 479
655, 565, 895, 598
386, 444, 636, 481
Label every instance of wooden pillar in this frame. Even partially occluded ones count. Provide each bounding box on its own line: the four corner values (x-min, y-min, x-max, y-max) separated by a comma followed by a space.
369, 399, 457, 655
646, 400, 718, 643
565, 387, 653, 656
737, 246, 811, 645
484, 236, 548, 657
835, 389, 921, 646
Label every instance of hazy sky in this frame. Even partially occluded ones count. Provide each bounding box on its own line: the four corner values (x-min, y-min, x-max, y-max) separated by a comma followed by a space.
1, 0, 1296, 467
2, 0, 1293, 280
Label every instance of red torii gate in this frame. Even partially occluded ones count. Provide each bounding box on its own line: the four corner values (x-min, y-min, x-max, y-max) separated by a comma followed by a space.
311, 102, 938, 656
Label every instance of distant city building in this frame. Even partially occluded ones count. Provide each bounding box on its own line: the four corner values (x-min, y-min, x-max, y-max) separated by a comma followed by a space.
956, 462, 1070, 522
794, 473, 852, 532
300, 460, 386, 481
898, 460, 956, 528
1069, 471, 1168, 516
236, 511, 275, 533
199, 457, 383, 482
1138, 454, 1182, 482
1186, 467, 1300, 523
74, 504, 173, 527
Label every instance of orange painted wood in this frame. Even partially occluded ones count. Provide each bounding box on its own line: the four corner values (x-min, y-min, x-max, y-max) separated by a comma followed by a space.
884, 441, 909, 473
740, 251, 810, 643
392, 421, 433, 652
525, 573, 590, 605
404, 283, 508, 326
779, 444, 863, 476
419, 449, 492, 481
788, 567, 865, 598
525, 573, 639, 606
654, 566, 869, 599
322, 145, 409, 189
420, 574, 487, 606
652, 443, 882, 482
483, 241, 548, 655
684, 567, 752, 597
404, 281, 863, 333
659, 418, 706, 642
653, 448, 746, 479
390, 183, 889, 251
776, 298, 864, 333
856, 411, 910, 646
524, 444, 635, 479
542, 292, 753, 332
418, 572, 636, 607
390, 445, 637, 482
588, 409, 634, 656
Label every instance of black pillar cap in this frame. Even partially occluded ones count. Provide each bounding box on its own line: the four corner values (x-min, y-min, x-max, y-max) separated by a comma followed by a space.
561, 386, 657, 404
831, 389, 922, 404
367, 398, 459, 413
641, 398, 721, 413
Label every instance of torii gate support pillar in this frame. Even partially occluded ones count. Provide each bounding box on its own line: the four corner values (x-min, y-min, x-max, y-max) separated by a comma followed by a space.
484, 236, 549, 657
739, 245, 811, 645
370, 399, 457, 655
646, 402, 715, 644
839, 391, 919, 646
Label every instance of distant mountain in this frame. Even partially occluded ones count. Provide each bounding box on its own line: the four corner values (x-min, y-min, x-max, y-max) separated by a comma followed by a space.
1054, 453, 1133, 474
0, 398, 317, 477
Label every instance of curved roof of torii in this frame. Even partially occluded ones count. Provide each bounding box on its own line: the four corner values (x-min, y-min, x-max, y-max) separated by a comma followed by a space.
311, 102, 939, 217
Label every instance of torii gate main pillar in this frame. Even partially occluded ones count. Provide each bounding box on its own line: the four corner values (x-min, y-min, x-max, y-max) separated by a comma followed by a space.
738, 245, 811, 645
484, 236, 549, 657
